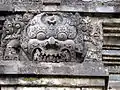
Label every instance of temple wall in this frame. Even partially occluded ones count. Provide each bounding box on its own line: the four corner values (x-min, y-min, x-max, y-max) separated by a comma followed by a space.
0, 0, 120, 90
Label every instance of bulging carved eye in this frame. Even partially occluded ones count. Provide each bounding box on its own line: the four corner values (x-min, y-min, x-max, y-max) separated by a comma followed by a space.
8, 24, 12, 27
15, 23, 21, 29
37, 32, 46, 40
58, 32, 67, 41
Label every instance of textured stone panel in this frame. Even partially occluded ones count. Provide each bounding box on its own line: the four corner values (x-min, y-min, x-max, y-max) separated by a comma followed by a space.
0, 0, 120, 12
1, 87, 81, 90
1, 87, 104, 90
0, 77, 105, 86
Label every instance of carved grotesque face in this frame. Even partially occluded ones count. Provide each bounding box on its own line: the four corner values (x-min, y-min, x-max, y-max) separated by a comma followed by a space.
25, 13, 79, 62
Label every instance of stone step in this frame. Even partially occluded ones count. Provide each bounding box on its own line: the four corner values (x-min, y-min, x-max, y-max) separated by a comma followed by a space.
104, 33, 120, 37
103, 27, 120, 33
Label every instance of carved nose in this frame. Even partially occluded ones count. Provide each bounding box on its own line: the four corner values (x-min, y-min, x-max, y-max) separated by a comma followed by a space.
45, 37, 60, 49
48, 37, 55, 45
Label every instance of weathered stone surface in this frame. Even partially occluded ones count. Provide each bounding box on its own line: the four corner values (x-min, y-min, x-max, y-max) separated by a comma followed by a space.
0, 13, 104, 63
1, 87, 104, 90
1, 13, 87, 63
43, 0, 61, 4
12, 0, 42, 11
82, 88, 102, 90
0, 61, 107, 75
109, 81, 120, 90
0, 77, 105, 86
0, 0, 120, 12
0, 76, 106, 90
102, 19, 120, 75
2, 87, 81, 90
0, 11, 108, 90
0, 0, 111, 90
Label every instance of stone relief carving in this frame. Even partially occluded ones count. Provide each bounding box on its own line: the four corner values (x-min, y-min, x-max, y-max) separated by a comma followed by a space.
61, 0, 83, 6
1, 13, 34, 60
0, 12, 94, 63
1, 15, 23, 60
12, 0, 42, 11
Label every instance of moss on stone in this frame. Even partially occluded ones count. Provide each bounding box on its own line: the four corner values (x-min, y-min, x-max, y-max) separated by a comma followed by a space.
23, 77, 38, 81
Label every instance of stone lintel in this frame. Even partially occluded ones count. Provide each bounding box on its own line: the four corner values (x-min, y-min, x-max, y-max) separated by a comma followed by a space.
42, 0, 61, 5
0, 61, 108, 76
0, 77, 105, 87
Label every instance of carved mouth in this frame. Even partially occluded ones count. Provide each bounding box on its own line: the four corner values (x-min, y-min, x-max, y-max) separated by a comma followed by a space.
32, 48, 71, 62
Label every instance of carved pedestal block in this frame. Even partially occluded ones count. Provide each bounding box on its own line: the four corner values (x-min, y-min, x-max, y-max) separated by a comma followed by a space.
0, 62, 108, 90
1, 77, 106, 90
